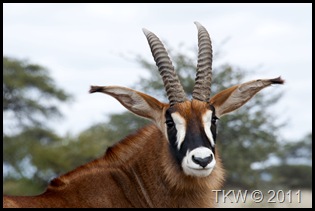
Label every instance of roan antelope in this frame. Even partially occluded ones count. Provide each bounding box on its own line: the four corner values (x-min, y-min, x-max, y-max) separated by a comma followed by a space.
3, 22, 284, 208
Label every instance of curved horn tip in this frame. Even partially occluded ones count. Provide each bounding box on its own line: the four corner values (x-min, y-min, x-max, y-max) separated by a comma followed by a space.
89, 85, 103, 94
194, 21, 203, 28
270, 76, 285, 84
142, 28, 151, 36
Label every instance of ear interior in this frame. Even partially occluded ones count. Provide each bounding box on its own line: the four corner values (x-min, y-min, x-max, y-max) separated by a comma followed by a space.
90, 85, 166, 122
210, 77, 284, 117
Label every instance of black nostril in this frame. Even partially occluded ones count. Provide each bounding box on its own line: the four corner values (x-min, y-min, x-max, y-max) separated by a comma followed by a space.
192, 154, 213, 168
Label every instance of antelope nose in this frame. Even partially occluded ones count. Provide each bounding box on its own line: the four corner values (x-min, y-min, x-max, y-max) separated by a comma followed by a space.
192, 154, 213, 168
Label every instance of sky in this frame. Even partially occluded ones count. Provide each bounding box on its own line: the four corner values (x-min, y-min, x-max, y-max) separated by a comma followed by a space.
3, 3, 312, 141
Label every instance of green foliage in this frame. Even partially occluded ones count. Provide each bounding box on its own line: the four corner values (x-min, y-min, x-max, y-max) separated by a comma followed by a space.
3, 177, 48, 196
258, 133, 313, 189
3, 56, 72, 134
105, 112, 150, 142
262, 164, 312, 190
4, 127, 62, 176
277, 133, 312, 164
3, 56, 72, 195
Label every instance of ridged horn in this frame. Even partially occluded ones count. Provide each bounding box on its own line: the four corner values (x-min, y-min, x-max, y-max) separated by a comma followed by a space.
192, 21, 213, 102
142, 28, 187, 106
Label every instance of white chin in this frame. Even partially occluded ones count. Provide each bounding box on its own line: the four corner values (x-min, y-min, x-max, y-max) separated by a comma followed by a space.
181, 147, 216, 177
182, 158, 216, 177
183, 166, 215, 177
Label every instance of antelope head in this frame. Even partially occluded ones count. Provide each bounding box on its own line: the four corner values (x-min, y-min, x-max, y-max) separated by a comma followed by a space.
90, 22, 284, 178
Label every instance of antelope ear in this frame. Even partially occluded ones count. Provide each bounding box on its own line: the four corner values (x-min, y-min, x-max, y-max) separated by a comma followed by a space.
89, 85, 167, 122
210, 77, 284, 118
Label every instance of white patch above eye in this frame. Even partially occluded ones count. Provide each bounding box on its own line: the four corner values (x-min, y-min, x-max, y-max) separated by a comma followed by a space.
202, 110, 215, 147
171, 112, 186, 150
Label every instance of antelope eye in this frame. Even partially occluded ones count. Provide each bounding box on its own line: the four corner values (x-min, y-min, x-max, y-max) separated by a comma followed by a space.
165, 120, 175, 128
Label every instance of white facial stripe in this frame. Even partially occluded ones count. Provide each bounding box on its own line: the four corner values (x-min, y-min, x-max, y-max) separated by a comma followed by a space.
171, 112, 186, 150
202, 110, 215, 147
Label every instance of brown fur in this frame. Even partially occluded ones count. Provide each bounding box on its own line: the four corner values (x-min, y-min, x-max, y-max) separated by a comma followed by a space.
3, 124, 224, 208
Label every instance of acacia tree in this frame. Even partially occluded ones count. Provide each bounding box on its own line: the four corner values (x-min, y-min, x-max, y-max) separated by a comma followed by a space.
3, 56, 71, 134
264, 133, 312, 189
3, 56, 72, 194
3, 57, 116, 196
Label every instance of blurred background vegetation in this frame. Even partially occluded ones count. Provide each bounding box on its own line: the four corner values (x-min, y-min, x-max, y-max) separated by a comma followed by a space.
3, 45, 312, 198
